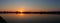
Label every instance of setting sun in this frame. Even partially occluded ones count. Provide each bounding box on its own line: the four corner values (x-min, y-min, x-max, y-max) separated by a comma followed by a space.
19, 8, 24, 12
18, 9, 24, 12
20, 10, 23, 12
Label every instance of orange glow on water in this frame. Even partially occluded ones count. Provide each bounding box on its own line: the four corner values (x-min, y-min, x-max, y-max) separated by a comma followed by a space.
20, 13, 24, 15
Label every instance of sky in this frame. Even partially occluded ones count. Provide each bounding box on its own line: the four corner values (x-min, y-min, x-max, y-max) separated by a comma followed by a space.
0, 0, 60, 12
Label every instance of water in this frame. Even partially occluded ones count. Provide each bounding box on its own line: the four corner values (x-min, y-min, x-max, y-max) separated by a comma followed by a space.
0, 14, 60, 23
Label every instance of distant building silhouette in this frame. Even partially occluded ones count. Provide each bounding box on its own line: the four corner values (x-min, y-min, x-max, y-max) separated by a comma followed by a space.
0, 16, 7, 23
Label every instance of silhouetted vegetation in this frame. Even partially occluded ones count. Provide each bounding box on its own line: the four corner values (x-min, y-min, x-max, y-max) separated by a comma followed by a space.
0, 16, 7, 23
0, 11, 60, 14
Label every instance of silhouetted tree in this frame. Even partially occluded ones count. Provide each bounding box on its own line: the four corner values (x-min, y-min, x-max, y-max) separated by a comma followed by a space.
0, 16, 7, 23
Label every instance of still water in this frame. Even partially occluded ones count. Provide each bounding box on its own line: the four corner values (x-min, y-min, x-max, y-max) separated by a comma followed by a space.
0, 14, 60, 23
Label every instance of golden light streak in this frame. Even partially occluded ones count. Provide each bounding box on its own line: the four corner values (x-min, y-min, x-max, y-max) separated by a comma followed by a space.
18, 9, 24, 16
19, 9, 24, 16
20, 12, 23, 15
18, 12, 24, 17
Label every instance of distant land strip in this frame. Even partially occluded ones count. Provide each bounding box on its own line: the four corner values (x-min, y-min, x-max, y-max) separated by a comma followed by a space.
0, 11, 60, 14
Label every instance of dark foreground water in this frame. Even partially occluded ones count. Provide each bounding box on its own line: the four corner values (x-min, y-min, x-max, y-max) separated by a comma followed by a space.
0, 14, 60, 23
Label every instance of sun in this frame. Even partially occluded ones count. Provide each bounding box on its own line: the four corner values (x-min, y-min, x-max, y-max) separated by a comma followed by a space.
18, 9, 23, 12
20, 10, 23, 12
19, 8, 24, 12
19, 9, 24, 16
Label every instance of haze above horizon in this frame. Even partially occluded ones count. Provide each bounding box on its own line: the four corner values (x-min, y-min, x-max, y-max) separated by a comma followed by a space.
0, 0, 60, 12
